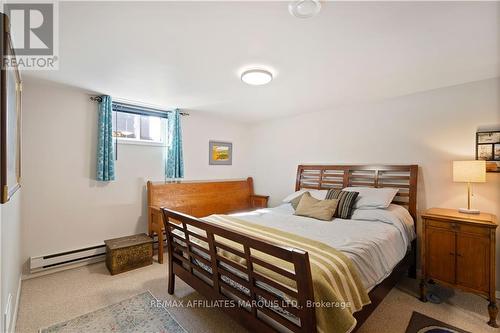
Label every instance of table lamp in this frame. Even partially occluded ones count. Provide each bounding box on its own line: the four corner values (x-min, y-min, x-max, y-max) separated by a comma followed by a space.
453, 160, 486, 214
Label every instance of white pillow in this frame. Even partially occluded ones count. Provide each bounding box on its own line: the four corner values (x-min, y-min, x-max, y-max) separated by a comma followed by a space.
344, 187, 399, 209
282, 189, 328, 203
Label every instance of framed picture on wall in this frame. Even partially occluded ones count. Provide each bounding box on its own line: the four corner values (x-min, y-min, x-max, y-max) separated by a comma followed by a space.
476, 130, 500, 173
477, 144, 493, 160
494, 144, 500, 160
209, 141, 232, 165
1, 14, 22, 203
478, 132, 500, 144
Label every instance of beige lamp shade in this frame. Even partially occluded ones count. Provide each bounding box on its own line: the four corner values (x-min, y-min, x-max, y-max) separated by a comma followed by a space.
453, 160, 486, 183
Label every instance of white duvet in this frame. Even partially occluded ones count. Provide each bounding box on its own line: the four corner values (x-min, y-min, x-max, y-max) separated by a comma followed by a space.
228, 203, 416, 291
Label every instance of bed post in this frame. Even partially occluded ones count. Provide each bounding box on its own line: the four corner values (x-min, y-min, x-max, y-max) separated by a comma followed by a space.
163, 211, 176, 294
295, 165, 303, 191
408, 165, 418, 279
292, 249, 317, 333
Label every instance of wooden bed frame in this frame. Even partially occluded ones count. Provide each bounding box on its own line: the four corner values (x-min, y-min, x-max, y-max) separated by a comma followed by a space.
161, 165, 418, 333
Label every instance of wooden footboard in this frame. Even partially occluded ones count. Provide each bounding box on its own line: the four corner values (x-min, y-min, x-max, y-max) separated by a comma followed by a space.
162, 208, 317, 333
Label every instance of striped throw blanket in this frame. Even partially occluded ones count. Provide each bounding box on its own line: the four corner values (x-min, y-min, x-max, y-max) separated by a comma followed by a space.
201, 215, 370, 333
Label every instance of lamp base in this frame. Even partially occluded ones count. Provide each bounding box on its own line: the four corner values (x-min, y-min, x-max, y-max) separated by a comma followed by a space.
458, 208, 480, 214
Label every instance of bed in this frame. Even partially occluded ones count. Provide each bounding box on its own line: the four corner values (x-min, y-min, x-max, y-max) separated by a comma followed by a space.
161, 165, 418, 333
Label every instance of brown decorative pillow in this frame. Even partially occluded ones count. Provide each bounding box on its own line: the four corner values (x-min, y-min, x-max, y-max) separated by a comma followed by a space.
294, 192, 339, 221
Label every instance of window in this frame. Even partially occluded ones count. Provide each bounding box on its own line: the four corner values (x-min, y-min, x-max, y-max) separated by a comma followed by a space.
111, 103, 168, 145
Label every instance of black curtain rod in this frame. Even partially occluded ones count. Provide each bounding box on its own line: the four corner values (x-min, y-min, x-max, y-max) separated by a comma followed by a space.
89, 96, 189, 116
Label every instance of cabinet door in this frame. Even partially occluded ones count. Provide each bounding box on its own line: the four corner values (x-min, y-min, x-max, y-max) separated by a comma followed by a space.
426, 226, 455, 284
456, 233, 490, 292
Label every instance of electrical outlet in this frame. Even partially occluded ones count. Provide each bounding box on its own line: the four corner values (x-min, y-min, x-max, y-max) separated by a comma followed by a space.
4, 293, 12, 333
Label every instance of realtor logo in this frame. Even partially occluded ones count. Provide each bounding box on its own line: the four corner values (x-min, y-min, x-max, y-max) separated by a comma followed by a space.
2, 1, 58, 69
5, 3, 53, 55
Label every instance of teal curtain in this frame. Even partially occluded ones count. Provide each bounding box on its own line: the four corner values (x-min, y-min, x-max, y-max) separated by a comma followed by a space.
166, 109, 184, 179
96, 95, 115, 181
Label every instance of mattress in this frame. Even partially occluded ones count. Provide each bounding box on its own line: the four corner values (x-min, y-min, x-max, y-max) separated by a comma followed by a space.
227, 203, 416, 291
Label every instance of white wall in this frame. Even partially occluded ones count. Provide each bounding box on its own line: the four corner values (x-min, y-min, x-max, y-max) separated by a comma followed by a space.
249, 78, 500, 285
21, 78, 252, 261
1, 191, 22, 332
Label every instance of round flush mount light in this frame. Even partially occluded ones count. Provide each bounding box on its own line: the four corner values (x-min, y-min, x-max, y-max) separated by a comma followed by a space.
241, 69, 273, 86
288, 0, 322, 19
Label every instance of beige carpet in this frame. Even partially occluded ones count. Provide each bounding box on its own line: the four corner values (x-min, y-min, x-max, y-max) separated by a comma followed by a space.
16, 259, 497, 333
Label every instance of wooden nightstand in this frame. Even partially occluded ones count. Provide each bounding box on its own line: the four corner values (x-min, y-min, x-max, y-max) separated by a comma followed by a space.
420, 208, 498, 327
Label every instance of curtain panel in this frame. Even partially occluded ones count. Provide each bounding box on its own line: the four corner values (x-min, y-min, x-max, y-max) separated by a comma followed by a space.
96, 95, 116, 181
166, 109, 184, 179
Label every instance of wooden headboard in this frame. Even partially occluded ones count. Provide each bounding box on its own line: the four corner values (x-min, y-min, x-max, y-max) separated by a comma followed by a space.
296, 165, 418, 220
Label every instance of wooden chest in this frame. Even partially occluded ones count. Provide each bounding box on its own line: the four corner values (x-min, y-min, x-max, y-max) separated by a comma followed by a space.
104, 233, 153, 275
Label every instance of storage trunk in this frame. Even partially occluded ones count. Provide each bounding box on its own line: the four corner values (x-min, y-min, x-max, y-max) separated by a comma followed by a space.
104, 233, 153, 275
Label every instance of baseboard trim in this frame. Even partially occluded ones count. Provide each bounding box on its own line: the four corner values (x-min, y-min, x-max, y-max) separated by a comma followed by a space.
11, 276, 22, 333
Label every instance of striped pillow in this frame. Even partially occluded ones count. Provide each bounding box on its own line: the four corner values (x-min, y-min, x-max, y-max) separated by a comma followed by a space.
325, 189, 359, 219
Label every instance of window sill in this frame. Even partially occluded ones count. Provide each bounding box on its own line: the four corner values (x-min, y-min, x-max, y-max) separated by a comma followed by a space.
115, 138, 166, 147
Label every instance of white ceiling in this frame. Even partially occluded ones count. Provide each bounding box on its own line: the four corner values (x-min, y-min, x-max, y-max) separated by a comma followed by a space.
25, 1, 499, 123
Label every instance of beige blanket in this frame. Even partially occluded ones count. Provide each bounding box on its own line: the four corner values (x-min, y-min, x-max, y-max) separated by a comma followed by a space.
199, 215, 371, 333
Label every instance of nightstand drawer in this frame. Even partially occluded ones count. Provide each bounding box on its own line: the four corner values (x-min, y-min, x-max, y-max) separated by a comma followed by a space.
426, 219, 456, 231
426, 219, 490, 236
460, 224, 490, 236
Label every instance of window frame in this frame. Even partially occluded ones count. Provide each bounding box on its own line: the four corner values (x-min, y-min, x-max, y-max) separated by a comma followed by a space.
112, 102, 169, 147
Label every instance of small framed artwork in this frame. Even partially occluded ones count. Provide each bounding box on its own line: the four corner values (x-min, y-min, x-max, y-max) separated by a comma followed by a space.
477, 144, 493, 160
494, 144, 500, 160
209, 141, 232, 165
477, 132, 500, 144
476, 130, 500, 172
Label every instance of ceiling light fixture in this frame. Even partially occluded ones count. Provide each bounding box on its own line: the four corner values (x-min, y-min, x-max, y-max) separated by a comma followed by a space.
241, 69, 273, 86
288, 0, 322, 19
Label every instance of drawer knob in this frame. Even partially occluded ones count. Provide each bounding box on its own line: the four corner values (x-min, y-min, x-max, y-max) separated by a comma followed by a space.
449, 252, 455, 256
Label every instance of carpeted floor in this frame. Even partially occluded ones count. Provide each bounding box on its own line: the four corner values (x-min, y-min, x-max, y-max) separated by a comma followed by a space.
16, 259, 498, 333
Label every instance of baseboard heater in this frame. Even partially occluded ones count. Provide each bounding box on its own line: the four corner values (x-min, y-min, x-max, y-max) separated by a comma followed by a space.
29, 233, 166, 274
